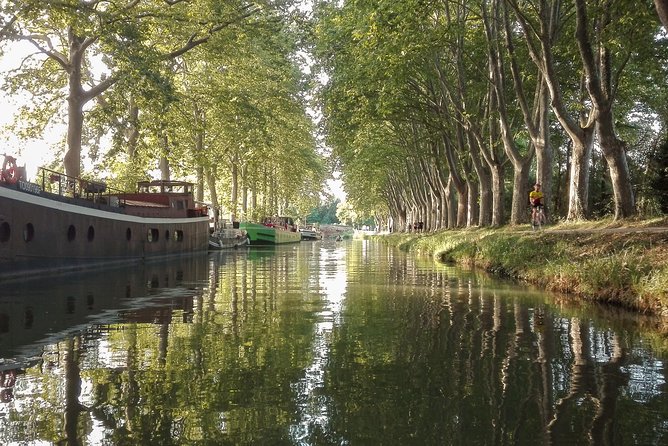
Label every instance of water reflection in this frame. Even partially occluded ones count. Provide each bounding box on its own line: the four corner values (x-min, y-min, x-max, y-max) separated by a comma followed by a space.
290, 242, 347, 443
0, 242, 666, 445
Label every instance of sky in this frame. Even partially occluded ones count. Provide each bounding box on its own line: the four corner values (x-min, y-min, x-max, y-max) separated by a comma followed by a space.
0, 42, 59, 178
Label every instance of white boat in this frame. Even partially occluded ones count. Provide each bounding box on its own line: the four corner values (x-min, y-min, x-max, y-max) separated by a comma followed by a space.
208, 227, 249, 250
299, 226, 322, 240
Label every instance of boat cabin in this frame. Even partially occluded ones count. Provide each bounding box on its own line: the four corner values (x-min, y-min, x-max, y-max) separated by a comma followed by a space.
116, 180, 207, 218
261, 216, 298, 231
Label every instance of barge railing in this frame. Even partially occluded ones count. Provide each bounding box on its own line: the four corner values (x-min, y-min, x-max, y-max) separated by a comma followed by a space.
36, 167, 127, 207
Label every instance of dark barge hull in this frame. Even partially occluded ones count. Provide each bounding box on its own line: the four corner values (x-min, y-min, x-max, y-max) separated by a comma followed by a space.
0, 181, 209, 280
0, 254, 208, 358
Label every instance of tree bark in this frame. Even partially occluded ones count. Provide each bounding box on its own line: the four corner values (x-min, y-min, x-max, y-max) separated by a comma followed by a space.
467, 131, 492, 227
440, 133, 468, 227
596, 115, 635, 218
231, 157, 239, 221
159, 134, 170, 181
195, 132, 205, 202
496, 2, 552, 219
467, 179, 479, 227
422, 157, 443, 231
126, 96, 140, 158
483, 83, 507, 227
490, 162, 505, 226
445, 175, 457, 229
508, 0, 595, 221
655, 0, 668, 30
205, 166, 219, 226
241, 164, 248, 221
567, 136, 593, 219
535, 85, 553, 217
574, 0, 635, 218
64, 29, 86, 179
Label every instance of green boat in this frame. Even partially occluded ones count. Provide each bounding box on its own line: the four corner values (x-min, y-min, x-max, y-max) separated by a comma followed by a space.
240, 217, 302, 245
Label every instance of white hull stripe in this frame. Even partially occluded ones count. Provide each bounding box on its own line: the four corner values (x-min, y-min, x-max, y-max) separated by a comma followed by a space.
0, 186, 209, 225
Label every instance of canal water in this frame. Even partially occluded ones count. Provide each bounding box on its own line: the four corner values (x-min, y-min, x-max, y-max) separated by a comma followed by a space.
0, 240, 666, 445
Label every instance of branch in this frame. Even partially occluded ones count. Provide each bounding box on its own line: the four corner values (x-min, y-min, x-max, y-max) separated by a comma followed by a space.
0, 12, 20, 39
610, 50, 630, 103
17, 34, 70, 70
573, 0, 604, 110
504, 0, 543, 67
82, 75, 119, 103
164, 5, 261, 60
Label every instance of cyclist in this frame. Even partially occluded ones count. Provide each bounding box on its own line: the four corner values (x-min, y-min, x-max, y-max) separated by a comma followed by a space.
529, 183, 544, 229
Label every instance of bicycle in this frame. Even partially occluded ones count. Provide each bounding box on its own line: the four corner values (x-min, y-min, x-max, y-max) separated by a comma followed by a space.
531, 205, 546, 231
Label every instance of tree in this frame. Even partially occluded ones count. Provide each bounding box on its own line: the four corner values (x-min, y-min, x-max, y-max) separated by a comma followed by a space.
572, 0, 637, 218
1, 0, 261, 178
314, 0, 667, 229
308, 199, 340, 224
655, 0, 668, 30
506, 0, 596, 220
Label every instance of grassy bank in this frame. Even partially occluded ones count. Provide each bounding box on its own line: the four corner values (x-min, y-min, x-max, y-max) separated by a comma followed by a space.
376, 218, 668, 318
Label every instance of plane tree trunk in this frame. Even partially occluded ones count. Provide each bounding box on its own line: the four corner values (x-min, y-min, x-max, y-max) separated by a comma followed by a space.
655, 0, 668, 30
574, 0, 635, 218
508, 0, 595, 221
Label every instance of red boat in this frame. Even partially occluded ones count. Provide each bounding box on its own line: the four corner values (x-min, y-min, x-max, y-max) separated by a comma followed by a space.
0, 154, 210, 280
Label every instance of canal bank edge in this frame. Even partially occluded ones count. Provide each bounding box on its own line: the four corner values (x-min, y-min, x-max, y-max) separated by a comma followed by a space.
374, 218, 668, 320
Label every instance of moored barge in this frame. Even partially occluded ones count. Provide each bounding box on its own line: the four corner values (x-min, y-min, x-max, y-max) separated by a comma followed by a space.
0, 155, 210, 280
240, 216, 301, 245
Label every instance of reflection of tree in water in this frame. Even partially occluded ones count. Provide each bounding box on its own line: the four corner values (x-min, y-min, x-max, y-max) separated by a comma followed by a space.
0, 244, 666, 444
0, 257, 207, 445
314, 242, 667, 444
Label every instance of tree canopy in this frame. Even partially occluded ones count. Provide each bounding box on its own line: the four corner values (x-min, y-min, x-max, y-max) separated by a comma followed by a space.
0, 0, 327, 222
2, 0, 667, 228
313, 0, 668, 229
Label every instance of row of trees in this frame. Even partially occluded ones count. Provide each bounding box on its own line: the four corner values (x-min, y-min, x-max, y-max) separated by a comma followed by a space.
0, 0, 327, 222
313, 0, 668, 231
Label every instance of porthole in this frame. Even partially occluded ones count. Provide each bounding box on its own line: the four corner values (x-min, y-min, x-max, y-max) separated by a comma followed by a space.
147, 228, 159, 243
165, 230, 170, 241
87, 226, 95, 242
0, 222, 10, 242
174, 230, 184, 242
126, 228, 132, 241
149, 275, 159, 288
67, 225, 76, 241
23, 223, 35, 242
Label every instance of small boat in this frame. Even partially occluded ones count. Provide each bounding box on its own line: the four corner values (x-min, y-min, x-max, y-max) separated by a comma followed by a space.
240, 216, 301, 245
208, 225, 249, 250
0, 154, 210, 280
299, 225, 322, 241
